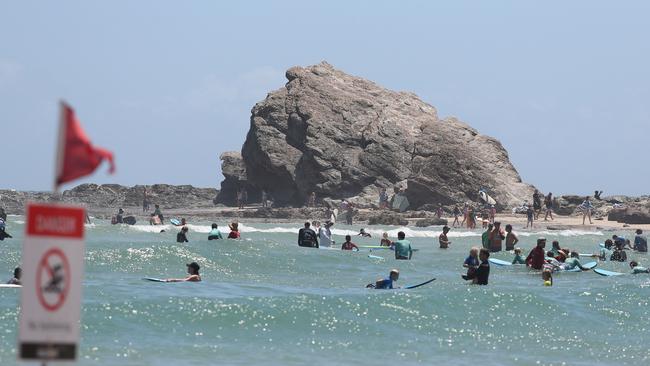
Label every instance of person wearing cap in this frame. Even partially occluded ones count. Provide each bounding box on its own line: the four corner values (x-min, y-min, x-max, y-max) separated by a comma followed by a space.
166, 262, 201, 282
318, 221, 334, 247
439, 226, 451, 249
366, 269, 400, 289
526, 238, 547, 270
228, 222, 240, 239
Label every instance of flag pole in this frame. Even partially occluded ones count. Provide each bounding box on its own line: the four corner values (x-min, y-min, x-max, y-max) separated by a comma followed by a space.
53, 101, 67, 197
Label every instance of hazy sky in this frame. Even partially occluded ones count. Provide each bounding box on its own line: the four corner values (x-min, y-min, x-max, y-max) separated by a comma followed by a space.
1, 1, 648, 195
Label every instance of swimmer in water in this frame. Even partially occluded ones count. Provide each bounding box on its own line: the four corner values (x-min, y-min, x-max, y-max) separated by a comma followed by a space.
166, 262, 201, 282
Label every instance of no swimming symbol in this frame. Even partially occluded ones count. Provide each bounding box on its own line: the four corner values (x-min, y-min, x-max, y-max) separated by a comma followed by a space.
36, 247, 71, 312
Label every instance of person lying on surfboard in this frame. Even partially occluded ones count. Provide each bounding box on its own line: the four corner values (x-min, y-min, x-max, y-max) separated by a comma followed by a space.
6, 267, 21, 285
562, 252, 591, 271
366, 269, 399, 289
166, 262, 201, 282
358, 228, 372, 238
630, 261, 649, 274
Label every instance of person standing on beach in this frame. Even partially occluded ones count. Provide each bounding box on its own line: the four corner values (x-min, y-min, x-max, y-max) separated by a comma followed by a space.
488, 221, 505, 252
466, 206, 476, 229
532, 190, 542, 220
505, 224, 519, 251
452, 205, 461, 227
142, 187, 150, 213
436, 204, 443, 219
580, 196, 594, 225
346, 204, 354, 225
482, 223, 493, 249
261, 190, 268, 208
439, 226, 451, 249
489, 205, 496, 224
298, 222, 318, 248
544, 192, 554, 221
393, 231, 412, 260
526, 205, 534, 228
461, 203, 469, 227
308, 192, 316, 207
378, 188, 389, 209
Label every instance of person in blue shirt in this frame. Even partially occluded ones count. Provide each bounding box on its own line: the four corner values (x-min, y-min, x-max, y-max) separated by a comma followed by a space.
208, 223, 223, 240
367, 269, 400, 289
462, 247, 479, 280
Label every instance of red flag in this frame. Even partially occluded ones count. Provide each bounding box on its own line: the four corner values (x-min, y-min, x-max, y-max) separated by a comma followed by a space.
55, 102, 115, 189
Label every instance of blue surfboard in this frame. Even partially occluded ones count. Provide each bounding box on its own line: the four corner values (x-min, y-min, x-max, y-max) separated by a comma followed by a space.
489, 258, 512, 266
594, 268, 624, 277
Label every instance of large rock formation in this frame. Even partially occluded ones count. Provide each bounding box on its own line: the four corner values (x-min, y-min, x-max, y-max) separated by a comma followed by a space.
217, 62, 534, 209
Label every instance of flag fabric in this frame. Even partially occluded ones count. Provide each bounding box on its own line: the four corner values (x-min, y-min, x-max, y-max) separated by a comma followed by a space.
55, 102, 115, 189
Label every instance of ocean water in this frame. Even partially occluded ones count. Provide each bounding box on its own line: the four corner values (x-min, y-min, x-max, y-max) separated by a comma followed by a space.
1, 216, 649, 366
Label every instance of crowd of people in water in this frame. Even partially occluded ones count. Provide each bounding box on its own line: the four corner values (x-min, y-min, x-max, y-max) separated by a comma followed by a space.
3, 188, 648, 287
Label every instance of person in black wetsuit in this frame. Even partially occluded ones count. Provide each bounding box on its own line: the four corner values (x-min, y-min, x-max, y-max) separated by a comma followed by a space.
474, 248, 490, 285
0, 218, 11, 241
176, 227, 189, 243
298, 222, 318, 248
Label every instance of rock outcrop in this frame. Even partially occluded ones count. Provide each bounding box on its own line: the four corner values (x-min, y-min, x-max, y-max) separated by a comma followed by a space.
0, 184, 218, 215
218, 61, 535, 209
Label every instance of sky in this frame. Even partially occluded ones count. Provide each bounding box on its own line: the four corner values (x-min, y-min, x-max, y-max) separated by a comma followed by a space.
1, 1, 648, 195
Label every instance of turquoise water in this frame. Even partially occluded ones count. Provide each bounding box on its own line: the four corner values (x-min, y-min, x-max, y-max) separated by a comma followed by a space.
1, 216, 649, 365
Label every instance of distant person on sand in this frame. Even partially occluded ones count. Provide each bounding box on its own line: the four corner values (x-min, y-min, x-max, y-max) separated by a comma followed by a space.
580, 196, 594, 225
393, 231, 412, 260
378, 188, 389, 209
594, 190, 603, 200
358, 228, 372, 238
526, 238, 547, 270
142, 187, 150, 213
208, 223, 223, 240
308, 192, 316, 207
473, 248, 490, 285
341, 235, 359, 251
544, 192, 554, 221
488, 221, 505, 252
526, 205, 534, 228
439, 226, 451, 249
298, 222, 319, 248
319, 221, 334, 247
461, 203, 469, 227
366, 269, 400, 289
633, 229, 647, 252
532, 189, 542, 220
452, 205, 461, 227
153, 204, 164, 224
176, 227, 189, 243
505, 224, 519, 251
346, 204, 354, 225
228, 222, 241, 239
466, 206, 476, 229
6, 267, 21, 285
436, 204, 443, 219
261, 190, 268, 208
481, 223, 493, 249
489, 205, 496, 224
166, 262, 201, 282
380, 232, 393, 247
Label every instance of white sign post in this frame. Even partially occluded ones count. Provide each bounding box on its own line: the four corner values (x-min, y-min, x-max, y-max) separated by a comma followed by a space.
18, 203, 86, 362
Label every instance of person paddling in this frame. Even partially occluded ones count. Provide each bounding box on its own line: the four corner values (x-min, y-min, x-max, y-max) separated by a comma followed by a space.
366, 269, 400, 289
6, 267, 21, 285
166, 262, 201, 282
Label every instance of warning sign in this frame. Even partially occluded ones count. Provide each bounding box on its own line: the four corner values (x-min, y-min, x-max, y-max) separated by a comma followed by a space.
18, 203, 86, 362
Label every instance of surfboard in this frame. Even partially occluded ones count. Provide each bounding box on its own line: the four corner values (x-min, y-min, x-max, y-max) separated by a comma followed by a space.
0, 284, 22, 288
594, 268, 624, 277
143, 277, 167, 282
170, 218, 181, 226
488, 258, 512, 266
563, 261, 598, 272
368, 254, 384, 260
360, 246, 391, 249
331, 208, 338, 224
404, 278, 436, 289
